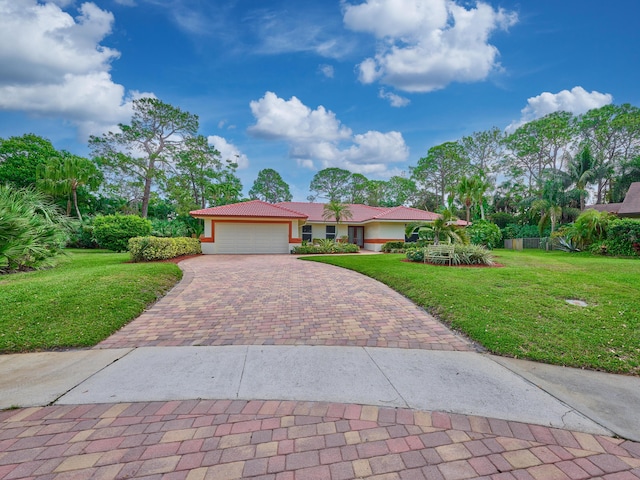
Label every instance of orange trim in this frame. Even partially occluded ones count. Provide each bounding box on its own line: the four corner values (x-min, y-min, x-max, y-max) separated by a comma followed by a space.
208, 219, 298, 244
365, 238, 403, 244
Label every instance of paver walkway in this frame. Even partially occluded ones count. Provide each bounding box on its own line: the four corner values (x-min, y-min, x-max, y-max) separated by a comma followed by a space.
98, 255, 471, 351
2, 400, 639, 480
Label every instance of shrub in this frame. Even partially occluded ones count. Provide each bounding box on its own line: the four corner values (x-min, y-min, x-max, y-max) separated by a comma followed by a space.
93, 214, 152, 252
381, 241, 405, 252
292, 240, 359, 254
467, 220, 502, 249
405, 248, 424, 262
66, 218, 98, 249
604, 218, 640, 257
0, 184, 70, 273
453, 244, 495, 265
568, 209, 611, 249
150, 218, 191, 238
129, 236, 201, 262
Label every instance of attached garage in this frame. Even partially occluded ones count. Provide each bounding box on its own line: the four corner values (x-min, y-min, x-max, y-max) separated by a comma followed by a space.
190, 200, 307, 255
214, 223, 289, 254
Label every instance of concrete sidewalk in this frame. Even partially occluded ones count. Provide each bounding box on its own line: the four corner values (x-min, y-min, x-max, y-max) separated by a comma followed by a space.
2, 345, 639, 442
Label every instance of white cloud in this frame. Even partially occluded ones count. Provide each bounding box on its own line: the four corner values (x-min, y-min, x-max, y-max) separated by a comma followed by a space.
0, 0, 143, 138
507, 86, 613, 131
248, 92, 352, 142
208, 135, 249, 170
343, 0, 517, 92
379, 89, 410, 107
113, 0, 136, 6
248, 92, 409, 176
319, 64, 335, 79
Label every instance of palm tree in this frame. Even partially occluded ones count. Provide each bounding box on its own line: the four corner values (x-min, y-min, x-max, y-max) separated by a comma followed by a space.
531, 199, 562, 235
322, 201, 353, 240
405, 208, 464, 246
456, 176, 477, 224
472, 175, 492, 220
36, 152, 101, 222
568, 146, 596, 211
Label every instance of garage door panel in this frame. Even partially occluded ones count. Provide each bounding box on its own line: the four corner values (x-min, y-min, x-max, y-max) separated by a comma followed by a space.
215, 223, 289, 254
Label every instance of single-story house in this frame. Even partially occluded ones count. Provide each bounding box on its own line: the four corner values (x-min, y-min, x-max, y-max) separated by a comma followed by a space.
190, 200, 441, 254
586, 182, 640, 218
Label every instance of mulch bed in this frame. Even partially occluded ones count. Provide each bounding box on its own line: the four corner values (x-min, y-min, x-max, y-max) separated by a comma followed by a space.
401, 259, 504, 268
155, 254, 203, 264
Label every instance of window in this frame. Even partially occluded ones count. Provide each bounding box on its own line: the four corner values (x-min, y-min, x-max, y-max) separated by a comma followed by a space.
326, 225, 336, 240
302, 225, 312, 242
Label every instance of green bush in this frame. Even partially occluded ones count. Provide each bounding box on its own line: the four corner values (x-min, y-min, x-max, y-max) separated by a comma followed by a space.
129, 236, 201, 262
381, 241, 405, 252
604, 218, 640, 257
0, 184, 70, 273
568, 209, 611, 249
151, 218, 191, 238
405, 248, 424, 262
467, 220, 502, 249
93, 214, 152, 252
66, 218, 98, 249
292, 240, 359, 254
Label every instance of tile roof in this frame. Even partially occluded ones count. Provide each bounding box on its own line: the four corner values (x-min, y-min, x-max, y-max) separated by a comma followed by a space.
190, 200, 442, 223
190, 200, 307, 218
618, 182, 640, 216
371, 206, 440, 221
586, 203, 622, 214
277, 202, 388, 222
277, 202, 440, 223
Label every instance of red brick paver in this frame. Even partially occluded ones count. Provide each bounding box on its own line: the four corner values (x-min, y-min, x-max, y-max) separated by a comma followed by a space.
1, 401, 638, 480
97, 255, 472, 350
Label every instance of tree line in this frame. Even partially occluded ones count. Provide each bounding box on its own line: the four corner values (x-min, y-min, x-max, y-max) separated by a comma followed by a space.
2, 99, 639, 232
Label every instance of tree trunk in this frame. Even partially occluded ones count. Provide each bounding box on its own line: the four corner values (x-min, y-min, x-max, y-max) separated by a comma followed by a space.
141, 168, 154, 218
72, 187, 82, 222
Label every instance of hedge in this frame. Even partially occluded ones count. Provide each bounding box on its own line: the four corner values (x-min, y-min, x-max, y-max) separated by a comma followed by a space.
129, 236, 202, 262
93, 214, 152, 252
292, 241, 359, 254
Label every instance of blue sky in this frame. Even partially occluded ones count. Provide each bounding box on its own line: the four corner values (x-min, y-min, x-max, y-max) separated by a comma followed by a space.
1, 0, 639, 201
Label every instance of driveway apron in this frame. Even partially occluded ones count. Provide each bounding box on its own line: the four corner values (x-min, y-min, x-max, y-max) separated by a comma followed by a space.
97, 255, 472, 351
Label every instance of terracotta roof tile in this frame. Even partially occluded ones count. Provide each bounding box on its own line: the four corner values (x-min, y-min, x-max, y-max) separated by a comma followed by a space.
190, 200, 307, 218
371, 206, 440, 221
276, 202, 388, 222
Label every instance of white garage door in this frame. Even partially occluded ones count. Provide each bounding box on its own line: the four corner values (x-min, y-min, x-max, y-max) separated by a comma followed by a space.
215, 223, 289, 254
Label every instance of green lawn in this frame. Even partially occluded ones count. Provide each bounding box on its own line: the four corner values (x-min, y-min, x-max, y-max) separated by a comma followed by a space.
305, 250, 640, 375
0, 250, 182, 352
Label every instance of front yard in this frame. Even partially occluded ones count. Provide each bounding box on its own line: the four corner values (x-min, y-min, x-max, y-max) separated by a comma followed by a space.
306, 250, 640, 375
0, 250, 182, 352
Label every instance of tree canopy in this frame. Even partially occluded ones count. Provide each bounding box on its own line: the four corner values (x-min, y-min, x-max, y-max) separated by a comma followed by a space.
249, 168, 292, 203
90, 97, 199, 218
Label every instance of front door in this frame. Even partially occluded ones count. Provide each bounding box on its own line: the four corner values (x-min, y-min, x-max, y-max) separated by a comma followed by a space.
348, 226, 364, 247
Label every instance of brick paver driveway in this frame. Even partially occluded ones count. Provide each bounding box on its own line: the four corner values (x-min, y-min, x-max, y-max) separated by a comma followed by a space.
4, 255, 640, 479
98, 255, 471, 351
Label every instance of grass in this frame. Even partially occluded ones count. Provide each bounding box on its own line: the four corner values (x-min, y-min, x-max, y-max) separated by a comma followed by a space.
0, 249, 182, 352
305, 250, 640, 375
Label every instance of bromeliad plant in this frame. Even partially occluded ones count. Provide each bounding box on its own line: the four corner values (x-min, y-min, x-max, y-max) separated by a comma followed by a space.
405, 243, 495, 266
